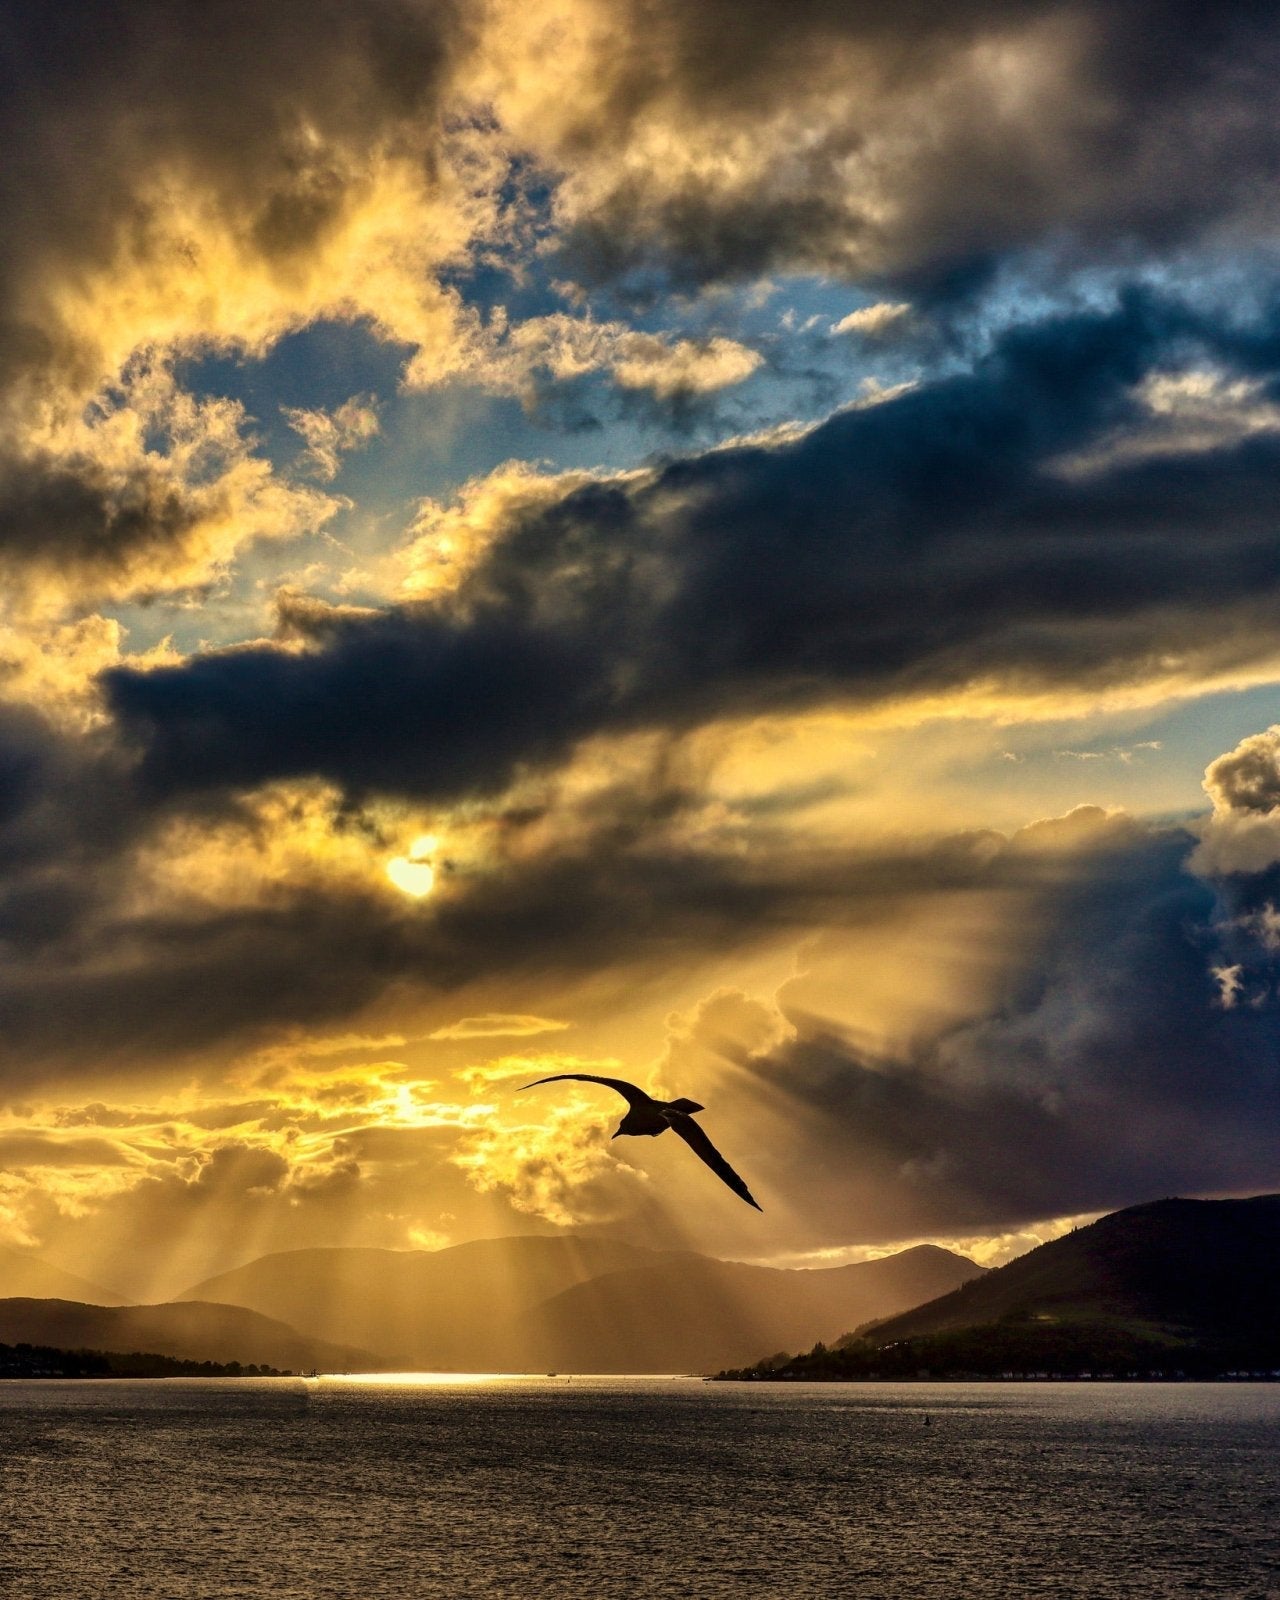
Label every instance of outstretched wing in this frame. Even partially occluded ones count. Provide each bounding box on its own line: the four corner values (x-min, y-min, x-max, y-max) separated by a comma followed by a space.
664, 1112, 762, 1210
519, 1073, 652, 1110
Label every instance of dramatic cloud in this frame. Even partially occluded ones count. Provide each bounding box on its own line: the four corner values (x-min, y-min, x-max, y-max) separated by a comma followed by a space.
656, 814, 1280, 1245
0, 740, 1016, 1080
0, 0, 487, 601
0, 361, 339, 604
6, 0, 1280, 1278
4, 1, 1280, 599
0, 0, 474, 402
1204, 725, 1280, 817
1191, 726, 1280, 877
105, 293, 1280, 808
489, 0, 1280, 293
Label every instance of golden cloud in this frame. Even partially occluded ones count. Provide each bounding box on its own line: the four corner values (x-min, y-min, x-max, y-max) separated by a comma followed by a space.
423, 310, 762, 402
429, 1013, 572, 1040
368, 459, 645, 602
452, 1100, 646, 1228
282, 396, 381, 482
4, 358, 341, 611
0, 612, 178, 730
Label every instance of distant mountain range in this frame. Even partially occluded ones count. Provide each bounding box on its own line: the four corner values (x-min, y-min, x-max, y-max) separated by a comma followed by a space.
0, 1233, 981, 1375
178, 1236, 659, 1368
176, 1234, 984, 1373
0, 1298, 372, 1374
514, 1246, 981, 1374
718, 1195, 1280, 1379
0, 1246, 126, 1306
13, 1198, 1278, 1379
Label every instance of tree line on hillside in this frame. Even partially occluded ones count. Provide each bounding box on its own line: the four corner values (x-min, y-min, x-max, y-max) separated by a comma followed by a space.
0, 1341, 290, 1379
715, 1320, 1280, 1382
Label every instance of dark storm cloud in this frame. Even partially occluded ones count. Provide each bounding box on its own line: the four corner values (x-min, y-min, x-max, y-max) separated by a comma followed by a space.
540, 0, 1280, 296
105, 292, 1280, 807
0, 701, 142, 954
710, 824, 1280, 1240
0, 449, 206, 570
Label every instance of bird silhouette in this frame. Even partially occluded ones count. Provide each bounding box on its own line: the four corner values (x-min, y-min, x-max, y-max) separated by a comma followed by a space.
520, 1073, 762, 1210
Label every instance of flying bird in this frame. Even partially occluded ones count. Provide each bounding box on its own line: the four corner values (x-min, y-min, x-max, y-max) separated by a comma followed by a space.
520, 1073, 762, 1210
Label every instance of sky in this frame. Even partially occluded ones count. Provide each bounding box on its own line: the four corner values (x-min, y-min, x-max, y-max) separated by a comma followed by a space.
4, 0, 1280, 1300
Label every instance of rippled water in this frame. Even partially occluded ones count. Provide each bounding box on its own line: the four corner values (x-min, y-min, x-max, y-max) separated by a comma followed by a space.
1, 1377, 1278, 1598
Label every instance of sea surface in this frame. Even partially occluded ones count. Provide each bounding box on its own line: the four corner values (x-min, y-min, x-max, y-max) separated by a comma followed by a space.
0, 1377, 1277, 1598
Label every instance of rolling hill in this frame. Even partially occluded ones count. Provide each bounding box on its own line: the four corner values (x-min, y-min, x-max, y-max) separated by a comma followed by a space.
179, 1234, 983, 1371
0, 1298, 374, 1374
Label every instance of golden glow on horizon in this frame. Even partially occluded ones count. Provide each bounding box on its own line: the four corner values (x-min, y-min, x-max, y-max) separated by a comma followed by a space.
330, 1372, 700, 1384
336, 1371, 533, 1385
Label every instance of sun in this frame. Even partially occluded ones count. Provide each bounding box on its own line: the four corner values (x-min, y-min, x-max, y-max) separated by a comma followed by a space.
386, 834, 439, 898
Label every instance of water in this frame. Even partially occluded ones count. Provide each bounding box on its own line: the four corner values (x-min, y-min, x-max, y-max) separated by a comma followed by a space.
1, 1378, 1277, 1599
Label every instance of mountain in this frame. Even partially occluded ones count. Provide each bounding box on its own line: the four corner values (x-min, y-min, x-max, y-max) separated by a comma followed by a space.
0, 1247, 125, 1305
178, 1236, 667, 1368
864, 1194, 1280, 1348
718, 1195, 1280, 1379
179, 1235, 983, 1371
518, 1245, 985, 1373
0, 1298, 374, 1374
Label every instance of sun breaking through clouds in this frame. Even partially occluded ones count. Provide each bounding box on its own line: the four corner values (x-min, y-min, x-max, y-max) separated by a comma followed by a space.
3, 0, 1280, 1292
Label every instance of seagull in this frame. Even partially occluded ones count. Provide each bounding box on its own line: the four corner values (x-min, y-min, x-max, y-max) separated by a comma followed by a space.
520, 1072, 762, 1210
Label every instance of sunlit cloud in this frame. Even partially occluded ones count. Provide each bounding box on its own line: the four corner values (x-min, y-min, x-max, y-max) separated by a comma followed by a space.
3, 357, 344, 616
457, 1054, 626, 1094
830, 302, 912, 338
453, 1099, 648, 1228
283, 396, 380, 482
369, 459, 645, 602
430, 1014, 571, 1041
0, 612, 178, 729
408, 311, 763, 403
763, 1212, 1099, 1272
